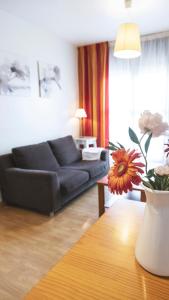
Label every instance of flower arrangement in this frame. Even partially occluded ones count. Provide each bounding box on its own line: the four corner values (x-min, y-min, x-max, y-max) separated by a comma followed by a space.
108, 111, 169, 194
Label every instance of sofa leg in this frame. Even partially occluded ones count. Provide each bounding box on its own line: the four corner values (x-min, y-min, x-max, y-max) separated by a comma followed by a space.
49, 211, 54, 217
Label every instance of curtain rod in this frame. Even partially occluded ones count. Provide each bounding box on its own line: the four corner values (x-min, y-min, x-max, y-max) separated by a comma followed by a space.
141, 31, 169, 41
109, 31, 169, 47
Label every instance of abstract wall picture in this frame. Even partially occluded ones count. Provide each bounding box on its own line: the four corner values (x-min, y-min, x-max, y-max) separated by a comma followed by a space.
0, 52, 31, 96
38, 61, 62, 98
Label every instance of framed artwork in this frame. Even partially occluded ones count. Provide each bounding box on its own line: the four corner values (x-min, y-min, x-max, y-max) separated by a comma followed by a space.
38, 61, 62, 98
0, 52, 31, 96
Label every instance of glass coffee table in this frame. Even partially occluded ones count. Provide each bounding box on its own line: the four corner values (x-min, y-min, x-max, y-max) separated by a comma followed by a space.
97, 175, 146, 217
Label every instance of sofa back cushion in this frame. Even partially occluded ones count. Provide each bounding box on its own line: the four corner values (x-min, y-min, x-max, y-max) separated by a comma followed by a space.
48, 135, 82, 166
12, 142, 60, 171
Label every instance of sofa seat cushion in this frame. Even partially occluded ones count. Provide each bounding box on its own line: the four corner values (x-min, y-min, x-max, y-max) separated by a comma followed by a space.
65, 160, 107, 179
12, 142, 60, 171
57, 168, 89, 194
48, 135, 82, 166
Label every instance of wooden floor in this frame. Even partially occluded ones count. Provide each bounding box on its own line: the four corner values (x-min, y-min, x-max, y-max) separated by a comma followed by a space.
0, 186, 98, 300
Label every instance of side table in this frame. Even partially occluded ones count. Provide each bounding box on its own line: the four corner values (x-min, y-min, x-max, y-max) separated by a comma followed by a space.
75, 136, 97, 149
97, 176, 146, 217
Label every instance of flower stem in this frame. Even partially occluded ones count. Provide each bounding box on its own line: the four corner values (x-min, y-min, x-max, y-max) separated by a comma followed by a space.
139, 132, 149, 175
138, 143, 148, 174
139, 131, 150, 144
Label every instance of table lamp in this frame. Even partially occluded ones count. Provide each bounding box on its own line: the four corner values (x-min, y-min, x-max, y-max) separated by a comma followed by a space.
75, 108, 87, 137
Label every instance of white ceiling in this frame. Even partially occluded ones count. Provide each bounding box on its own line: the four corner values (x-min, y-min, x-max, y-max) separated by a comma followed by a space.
0, 0, 169, 45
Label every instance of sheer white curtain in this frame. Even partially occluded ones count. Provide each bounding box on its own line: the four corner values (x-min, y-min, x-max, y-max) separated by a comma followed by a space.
109, 35, 169, 167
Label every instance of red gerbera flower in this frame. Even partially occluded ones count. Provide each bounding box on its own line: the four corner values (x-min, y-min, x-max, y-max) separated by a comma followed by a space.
108, 148, 145, 195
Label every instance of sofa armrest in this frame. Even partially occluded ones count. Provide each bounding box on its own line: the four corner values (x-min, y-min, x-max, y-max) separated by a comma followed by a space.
4, 168, 61, 215
100, 149, 109, 162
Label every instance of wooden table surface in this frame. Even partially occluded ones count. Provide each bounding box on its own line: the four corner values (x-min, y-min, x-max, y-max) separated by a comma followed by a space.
24, 200, 169, 300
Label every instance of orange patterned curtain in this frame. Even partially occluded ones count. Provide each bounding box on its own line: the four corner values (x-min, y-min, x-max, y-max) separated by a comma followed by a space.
78, 42, 109, 147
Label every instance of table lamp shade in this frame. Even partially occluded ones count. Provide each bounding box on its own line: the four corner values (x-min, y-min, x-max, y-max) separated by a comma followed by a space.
114, 23, 141, 59
75, 108, 87, 118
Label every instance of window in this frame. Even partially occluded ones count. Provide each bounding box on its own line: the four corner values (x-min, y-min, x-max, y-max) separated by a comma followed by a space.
109, 35, 169, 167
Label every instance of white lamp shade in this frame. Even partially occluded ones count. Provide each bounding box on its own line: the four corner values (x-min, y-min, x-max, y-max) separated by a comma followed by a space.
114, 23, 141, 59
75, 108, 87, 118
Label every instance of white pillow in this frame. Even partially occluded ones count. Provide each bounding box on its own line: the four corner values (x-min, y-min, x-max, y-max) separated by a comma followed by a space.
82, 147, 103, 160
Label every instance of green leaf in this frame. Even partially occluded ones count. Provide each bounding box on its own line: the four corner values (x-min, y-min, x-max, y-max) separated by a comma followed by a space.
160, 175, 169, 191
108, 142, 118, 148
106, 145, 117, 151
107, 142, 118, 151
107, 141, 125, 151
146, 168, 155, 178
128, 127, 139, 145
145, 133, 152, 154
142, 179, 154, 190
153, 174, 162, 190
109, 141, 115, 146
117, 142, 125, 149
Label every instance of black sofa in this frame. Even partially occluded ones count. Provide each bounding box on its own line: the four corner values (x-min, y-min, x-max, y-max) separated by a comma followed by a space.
0, 135, 109, 215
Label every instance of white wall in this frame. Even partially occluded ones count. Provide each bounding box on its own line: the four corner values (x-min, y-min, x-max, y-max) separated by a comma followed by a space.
0, 10, 78, 154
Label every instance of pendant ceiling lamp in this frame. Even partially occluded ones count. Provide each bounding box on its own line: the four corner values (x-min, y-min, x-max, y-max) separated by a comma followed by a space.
114, 0, 141, 59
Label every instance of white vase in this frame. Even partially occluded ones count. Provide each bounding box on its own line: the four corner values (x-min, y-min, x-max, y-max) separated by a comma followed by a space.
135, 186, 169, 276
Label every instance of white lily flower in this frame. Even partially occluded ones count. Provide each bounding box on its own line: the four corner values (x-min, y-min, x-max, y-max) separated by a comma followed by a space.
155, 165, 169, 176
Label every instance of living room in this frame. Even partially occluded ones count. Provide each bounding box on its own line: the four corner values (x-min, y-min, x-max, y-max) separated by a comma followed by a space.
0, 0, 169, 299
